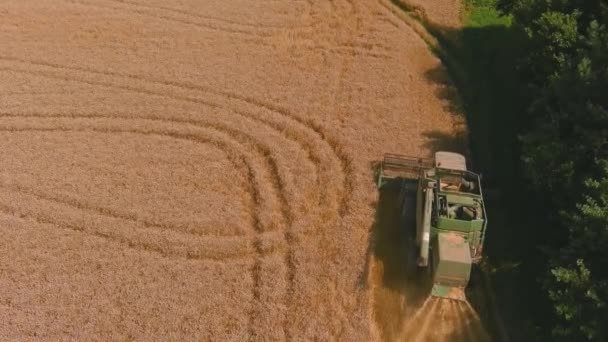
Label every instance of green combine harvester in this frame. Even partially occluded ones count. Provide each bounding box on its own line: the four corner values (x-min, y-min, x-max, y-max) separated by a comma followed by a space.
377, 152, 488, 301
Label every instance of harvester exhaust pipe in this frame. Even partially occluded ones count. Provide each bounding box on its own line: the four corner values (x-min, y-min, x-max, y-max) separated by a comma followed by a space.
418, 180, 434, 267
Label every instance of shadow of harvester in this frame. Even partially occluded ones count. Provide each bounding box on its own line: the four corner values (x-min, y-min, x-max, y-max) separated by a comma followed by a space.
370, 179, 433, 340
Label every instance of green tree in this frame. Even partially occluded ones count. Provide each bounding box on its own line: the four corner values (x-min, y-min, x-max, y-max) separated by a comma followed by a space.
494, 1, 608, 340
521, 12, 608, 205
547, 163, 608, 341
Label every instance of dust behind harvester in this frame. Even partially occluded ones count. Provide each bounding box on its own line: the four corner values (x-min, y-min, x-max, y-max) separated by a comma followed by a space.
377, 152, 488, 301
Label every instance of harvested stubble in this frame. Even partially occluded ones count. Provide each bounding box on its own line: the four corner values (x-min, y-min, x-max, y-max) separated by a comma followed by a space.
0, 0, 480, 340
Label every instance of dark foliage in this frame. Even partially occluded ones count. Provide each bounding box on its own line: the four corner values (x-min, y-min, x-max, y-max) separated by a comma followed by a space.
497, 1, 608, 340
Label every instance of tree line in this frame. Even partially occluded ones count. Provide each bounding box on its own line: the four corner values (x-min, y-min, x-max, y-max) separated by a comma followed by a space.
494, 1, 607, 340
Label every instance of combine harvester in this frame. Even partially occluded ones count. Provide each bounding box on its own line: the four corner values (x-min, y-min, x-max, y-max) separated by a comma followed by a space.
377, 152, 488, 301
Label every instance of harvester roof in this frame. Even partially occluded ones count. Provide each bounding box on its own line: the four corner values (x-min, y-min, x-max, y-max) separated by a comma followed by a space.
435, 152, 467, 172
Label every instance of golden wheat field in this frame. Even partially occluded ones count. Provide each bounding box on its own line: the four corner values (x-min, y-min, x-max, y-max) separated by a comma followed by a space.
0, 0, 490, 340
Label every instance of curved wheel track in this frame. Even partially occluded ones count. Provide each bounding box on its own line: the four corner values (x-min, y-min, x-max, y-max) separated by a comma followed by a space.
0, 113, 302, 338
0, 53, 355, 338
0, 56, 355, 219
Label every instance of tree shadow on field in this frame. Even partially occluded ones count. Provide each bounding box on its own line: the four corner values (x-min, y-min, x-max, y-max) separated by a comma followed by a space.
414, 16, 544, 342
424, 65, 466, 116
372, 180, 430, 299
418, 17, 548, 342
422, 129, 469, 157
376, 1, 548, 340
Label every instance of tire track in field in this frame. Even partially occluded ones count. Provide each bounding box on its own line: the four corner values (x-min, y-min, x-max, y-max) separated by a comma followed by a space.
376, 0, 437, 51
280, 6, 355, 218
0, 57, 351, 219
64, 0, 271, 40
110, 0, 311, 30
0, 186, 262, 261
0, 124, 271, 258
310, 45, 392, 59
304, 0, 394, 61
0, 56, 354, 338
0, 112, 300, 339
340, 0, 398, 55
314, 1, 363, 337
0, 180, 243, 238
0, 60, 322, 215
0, 110, 298, 313
0, 119, 289, 339
0, 113, 290, 235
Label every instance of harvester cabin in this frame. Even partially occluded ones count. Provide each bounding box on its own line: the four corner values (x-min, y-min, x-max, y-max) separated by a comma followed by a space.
431, 161, 487, 261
